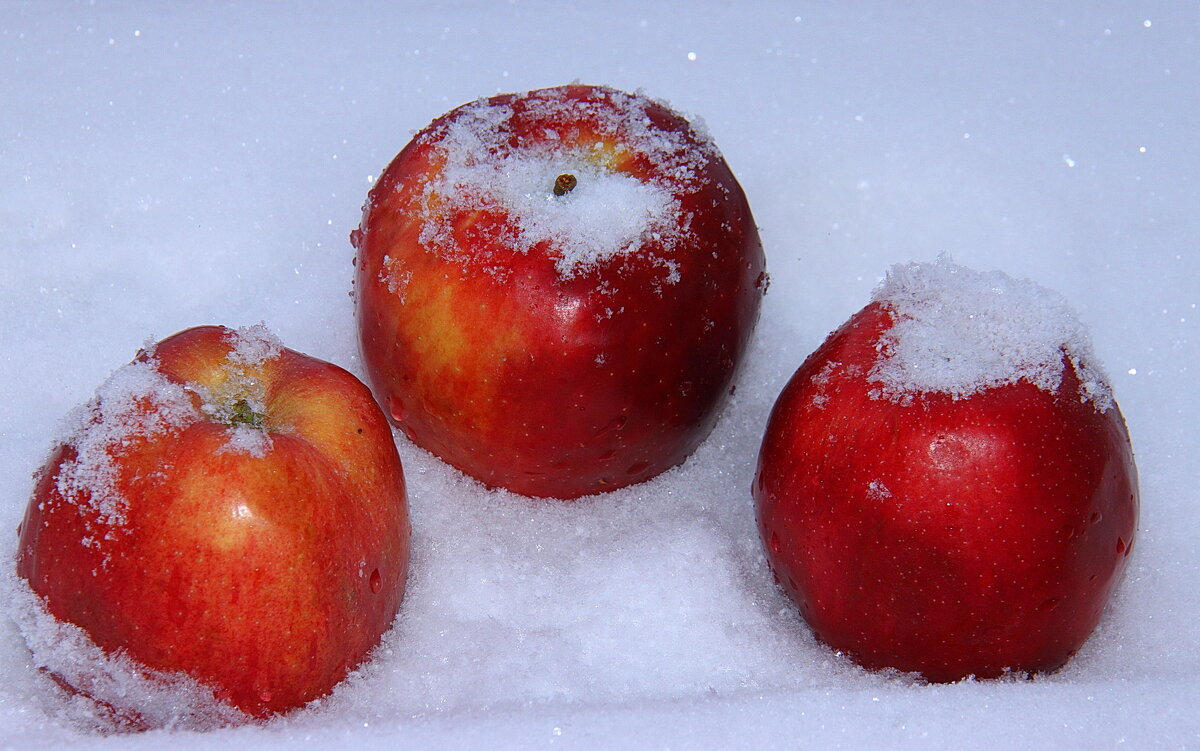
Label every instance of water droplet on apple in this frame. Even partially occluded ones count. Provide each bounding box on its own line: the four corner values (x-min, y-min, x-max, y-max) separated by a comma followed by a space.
626, 460, 650, 476
753, 475, 766, 497
1038, 597, 1061, 612
402, 424, 418, 442
1116, 537, 1127, 555
349, 228, 363, 248
369, 568, 382, 594
598, 448, 616, 461
769, 531, 781, 554
387, 397, 407, 424
1090, 511, 1103, 524
593, 413, 627, 437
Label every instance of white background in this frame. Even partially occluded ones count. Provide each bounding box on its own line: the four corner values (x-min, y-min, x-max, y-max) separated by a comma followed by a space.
1, 2, 1197, 749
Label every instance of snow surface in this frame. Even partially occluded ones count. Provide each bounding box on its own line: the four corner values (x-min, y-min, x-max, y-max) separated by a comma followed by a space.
1, 2, 1197, 749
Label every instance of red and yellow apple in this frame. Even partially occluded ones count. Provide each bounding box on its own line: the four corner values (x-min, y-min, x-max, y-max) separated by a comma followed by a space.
15, 325, 410, 725
754, 258, 1138, 681
354, 84, 765, 499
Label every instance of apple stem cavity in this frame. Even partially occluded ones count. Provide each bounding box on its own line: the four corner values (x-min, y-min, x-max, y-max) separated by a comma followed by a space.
552, 173, 577, 196
228, 399, 267, 430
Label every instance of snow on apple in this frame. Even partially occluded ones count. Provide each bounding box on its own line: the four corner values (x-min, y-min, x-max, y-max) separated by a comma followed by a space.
355, 84, 766, 499
754, 256, 1138, 682
866, 256, 1113, 407
52, 358, 196, 529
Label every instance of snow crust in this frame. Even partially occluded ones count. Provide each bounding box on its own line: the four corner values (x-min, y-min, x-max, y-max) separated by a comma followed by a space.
869, 256, 1114, 409
1, 2, 1196, 750
414, 87, 706, 279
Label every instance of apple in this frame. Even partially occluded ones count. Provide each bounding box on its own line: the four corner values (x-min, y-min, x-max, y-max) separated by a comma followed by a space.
354, 84, 765, 499
753, 258, 1138, 682
15, 324, 410, 726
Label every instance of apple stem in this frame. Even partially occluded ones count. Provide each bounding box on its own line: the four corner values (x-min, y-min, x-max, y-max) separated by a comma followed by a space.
553, 173, 577, 196
228, 399, 266, 429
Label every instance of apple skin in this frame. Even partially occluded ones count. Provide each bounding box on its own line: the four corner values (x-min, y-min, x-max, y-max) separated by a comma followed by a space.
16, 325, 410, 722
354, 84, 765, 499
753, 303, 1138, 681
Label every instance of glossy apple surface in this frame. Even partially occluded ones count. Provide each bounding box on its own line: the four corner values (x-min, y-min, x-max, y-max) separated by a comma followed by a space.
355, 84, 765, 499
16, 325, 410, 723
754, 260, 1138, 681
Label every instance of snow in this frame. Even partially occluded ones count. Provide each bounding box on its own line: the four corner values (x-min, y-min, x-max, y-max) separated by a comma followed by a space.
413, 87, 700, 279
868, 255, 1113, 408
7, 572, 248, 733
54, 358, 197, 528
216, 424, 273, 459
1, 2, 1197, 749
427, 151, 680, 278
223, 323, 284, 368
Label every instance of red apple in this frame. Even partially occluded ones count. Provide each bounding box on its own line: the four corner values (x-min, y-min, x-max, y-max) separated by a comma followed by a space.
15, 325, 410, 726
754, 258, 1138, 682
354, 84, 765, 499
